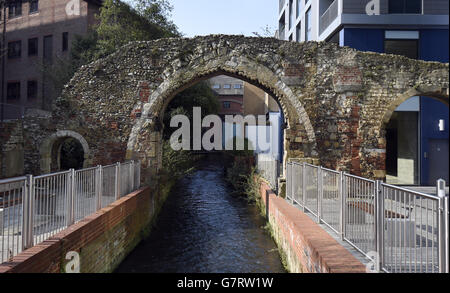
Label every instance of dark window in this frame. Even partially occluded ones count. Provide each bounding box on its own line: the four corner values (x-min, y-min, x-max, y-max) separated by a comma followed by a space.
29, 0, 38, 14
389, 0, 422, 14
223, 102, 231, 109
8, 41, 21, 59
27, 80, 38, 100
305, 8, 312, 41
62, 32, 69, 51
43, 35, 53, 63
385, 39, 418, 59
28, 38, 38, 56
8, 1, 22, 18
7, 82, 21, 101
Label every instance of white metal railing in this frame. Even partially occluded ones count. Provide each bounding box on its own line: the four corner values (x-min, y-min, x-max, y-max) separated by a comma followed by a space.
0, 161, 141, 264
286, 161, 449, 273
319, 0, 339, 35
257, 155, 279, 192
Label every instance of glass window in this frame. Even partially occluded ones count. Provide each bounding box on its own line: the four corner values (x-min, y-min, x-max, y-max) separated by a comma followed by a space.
7, 82, 21, 101
27, 80, 38, 100
389, 0, 422, 14
385, 39, 418, 59
212, 84, 220, 89
29, 0, 38, 14
8, 1, 22, 18
28, 38, 38, 56
233, 84, 241, 89
62, 32, 69, 51
8, 41, 21, 59
296, 0, 302, 18
223, 102, 231, 109
289, 0, 294, 29
305, 8, 312, 41
223, 84, 231, 89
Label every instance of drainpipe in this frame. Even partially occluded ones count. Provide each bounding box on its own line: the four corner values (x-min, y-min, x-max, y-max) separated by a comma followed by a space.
1, 1, 6, 123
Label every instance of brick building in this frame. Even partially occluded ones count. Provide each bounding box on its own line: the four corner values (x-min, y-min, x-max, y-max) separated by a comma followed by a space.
0, 0, 103, 120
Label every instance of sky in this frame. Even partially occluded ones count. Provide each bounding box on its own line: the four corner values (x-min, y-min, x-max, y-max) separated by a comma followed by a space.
169, 0, 278, 37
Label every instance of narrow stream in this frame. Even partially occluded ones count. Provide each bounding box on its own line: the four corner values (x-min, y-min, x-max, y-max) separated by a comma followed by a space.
115, 156, 286, 273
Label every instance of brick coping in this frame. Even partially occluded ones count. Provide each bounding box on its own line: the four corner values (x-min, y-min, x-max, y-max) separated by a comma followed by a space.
259, 181, 367, 273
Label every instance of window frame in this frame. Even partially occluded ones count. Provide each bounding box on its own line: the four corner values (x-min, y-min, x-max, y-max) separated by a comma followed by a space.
28, 37, 38, 56
7, 81, 21, 102
223, 101, 231, 109
8, 40, 22, 59
8, 1, 22, 19
27, 80, 38, 100
29, 0, 39, 14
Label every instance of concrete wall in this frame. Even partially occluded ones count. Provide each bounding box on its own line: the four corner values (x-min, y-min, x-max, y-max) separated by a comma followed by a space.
0, 184, 171, 273
257, 179, 366, 273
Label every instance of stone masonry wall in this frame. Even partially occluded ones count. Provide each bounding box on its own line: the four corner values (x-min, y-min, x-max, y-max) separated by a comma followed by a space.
16, 35, 448, 181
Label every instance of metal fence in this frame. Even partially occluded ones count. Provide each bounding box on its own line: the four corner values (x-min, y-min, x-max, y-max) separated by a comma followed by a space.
286, 161, 449, 273
257, 155, 279, 192
0, 161, 141, 264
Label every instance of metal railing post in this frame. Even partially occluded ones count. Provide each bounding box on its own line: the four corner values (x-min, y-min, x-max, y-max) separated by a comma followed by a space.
95, 165, 102, 211
375, 180, 384, 273
22, 175, 34, 250
317, 166, 322, 224
67, 169, 75, 226
437, 179, 448, 273
289, 163, 293, 204
339, 171, 345, 240
302, 163, 306, 212
115, 162, 121, 200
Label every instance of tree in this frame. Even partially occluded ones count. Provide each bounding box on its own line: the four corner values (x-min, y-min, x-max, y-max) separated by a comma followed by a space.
40, 0, 180, 109
163, 81, 220, 140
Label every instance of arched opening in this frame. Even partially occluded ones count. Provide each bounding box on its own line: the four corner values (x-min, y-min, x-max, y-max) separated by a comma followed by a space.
40, 130, 90, 174
384, 95, 449, 186
59, 138, 85, 171
158, 72, 286, 187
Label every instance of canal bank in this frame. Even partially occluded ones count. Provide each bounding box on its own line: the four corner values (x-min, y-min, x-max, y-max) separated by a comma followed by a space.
115, 156, 286, 273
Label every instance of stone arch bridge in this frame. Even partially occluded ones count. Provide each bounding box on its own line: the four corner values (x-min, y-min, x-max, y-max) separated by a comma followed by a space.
21, 35, 448, 182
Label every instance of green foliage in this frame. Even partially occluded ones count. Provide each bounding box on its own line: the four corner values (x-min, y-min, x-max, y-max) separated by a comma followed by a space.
41, 0, 180, 107
160, 140, 196, 180
225, 158, 253, 196
163, 81, 220, 139
224, 137, 255, 157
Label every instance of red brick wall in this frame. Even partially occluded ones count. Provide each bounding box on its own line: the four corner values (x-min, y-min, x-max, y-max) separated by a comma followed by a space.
258, 179, 366, 273
0, 186, 162, 273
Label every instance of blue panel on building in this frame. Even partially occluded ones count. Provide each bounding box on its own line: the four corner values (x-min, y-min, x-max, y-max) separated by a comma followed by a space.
341, 28, 385, 53
419, 29, 449, 62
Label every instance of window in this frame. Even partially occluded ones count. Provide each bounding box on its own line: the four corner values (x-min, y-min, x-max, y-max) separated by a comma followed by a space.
27, 81, 38, 100
389, 0, 422, 14
8, 41, 21, 59
28, 38, 38, 56
212, 84, 220, 89
62, 32, 69, 51
43, 35, 53, 62
305, 8, 312, 41
296, 0, 302, 18
223, 84, 231, 89
289, 0, 294, 29
223, 102, 231, 109
385, 39, 418, 59
7, 82, 21, 101
233, 84, 242, 89
8, 1, 22, 18
29, 0, 38, 14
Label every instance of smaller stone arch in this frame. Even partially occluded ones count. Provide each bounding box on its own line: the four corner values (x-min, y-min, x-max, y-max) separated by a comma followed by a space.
39, 130, 90, 174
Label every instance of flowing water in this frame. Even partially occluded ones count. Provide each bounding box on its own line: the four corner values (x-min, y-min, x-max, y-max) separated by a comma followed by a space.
116, 156, 286, 273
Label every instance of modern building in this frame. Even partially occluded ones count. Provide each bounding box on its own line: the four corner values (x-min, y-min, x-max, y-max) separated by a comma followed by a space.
208, 75, 283, 160
278, 0, 449, 185
0, 0, 103, 120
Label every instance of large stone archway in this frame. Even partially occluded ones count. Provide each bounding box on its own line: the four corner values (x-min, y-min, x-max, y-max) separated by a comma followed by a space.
21, 35, 448, 182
